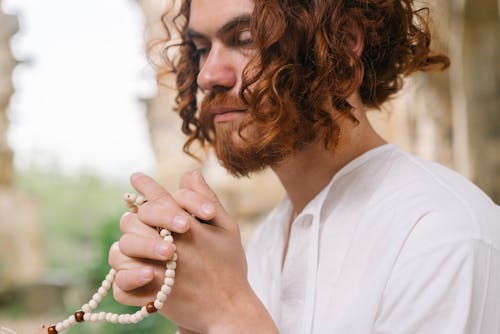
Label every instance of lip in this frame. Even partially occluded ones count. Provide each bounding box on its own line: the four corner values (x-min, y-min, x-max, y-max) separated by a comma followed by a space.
211, 108, 247, 123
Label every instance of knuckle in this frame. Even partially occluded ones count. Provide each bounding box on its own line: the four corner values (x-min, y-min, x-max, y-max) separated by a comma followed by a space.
118, 234, 134, 254
108, 242, 120, 267
119, 213, 134, 233
112, 283, 126, 302
180, 171, 193, 186
150, 188, 169, 202
174, 188, 191, 200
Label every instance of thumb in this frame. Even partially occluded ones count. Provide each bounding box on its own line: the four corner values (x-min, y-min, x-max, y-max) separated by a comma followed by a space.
180, 171, 234, 230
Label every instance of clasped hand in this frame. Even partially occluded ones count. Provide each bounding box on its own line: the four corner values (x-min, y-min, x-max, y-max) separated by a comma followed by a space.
108, 171, 252, 333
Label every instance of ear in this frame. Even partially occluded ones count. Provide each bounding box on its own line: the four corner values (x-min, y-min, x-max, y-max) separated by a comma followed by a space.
346, 21, 364, 57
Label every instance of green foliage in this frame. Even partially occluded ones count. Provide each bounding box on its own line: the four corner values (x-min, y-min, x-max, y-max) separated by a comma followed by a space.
14, 170, 128, 272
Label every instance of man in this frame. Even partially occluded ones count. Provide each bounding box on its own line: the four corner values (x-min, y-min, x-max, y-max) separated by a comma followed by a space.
109, 0, 500, 333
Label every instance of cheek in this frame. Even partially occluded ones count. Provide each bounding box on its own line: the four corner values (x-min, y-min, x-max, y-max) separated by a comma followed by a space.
236, 50, 258, 87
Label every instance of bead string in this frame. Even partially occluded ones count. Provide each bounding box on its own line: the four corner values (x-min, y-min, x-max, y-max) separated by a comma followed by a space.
44, 193, 177, 334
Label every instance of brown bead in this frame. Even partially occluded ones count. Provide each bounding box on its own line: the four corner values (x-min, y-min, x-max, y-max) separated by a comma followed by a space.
48, 325, 58, 334
146, 301, 157, 313
75, 310, 85, 322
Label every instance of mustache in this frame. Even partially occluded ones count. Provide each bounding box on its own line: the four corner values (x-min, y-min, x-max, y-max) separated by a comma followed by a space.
199, 92, 248, 128
200, 92, 247, 112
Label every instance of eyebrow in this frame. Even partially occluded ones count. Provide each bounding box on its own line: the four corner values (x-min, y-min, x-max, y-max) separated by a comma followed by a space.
187, 14, 251, 40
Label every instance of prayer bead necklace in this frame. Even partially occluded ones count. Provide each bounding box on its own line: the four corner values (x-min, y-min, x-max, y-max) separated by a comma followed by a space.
43, 193, 176, 334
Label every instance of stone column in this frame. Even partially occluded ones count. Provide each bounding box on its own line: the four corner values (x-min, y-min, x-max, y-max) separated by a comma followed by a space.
0, 4, 43, 289
0, 1, 18, 186
449, 0, 500, 202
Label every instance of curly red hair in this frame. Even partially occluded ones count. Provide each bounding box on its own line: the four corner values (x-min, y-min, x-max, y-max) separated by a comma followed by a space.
154, 0, 450, 159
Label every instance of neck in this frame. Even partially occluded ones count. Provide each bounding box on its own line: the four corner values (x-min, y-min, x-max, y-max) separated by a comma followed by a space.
272, 108, 386, 216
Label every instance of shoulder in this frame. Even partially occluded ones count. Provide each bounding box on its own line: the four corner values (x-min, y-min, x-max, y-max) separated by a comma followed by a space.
360, 145, 500, 245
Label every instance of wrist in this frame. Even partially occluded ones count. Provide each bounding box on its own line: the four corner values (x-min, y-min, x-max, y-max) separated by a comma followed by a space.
207, 286, 279, 334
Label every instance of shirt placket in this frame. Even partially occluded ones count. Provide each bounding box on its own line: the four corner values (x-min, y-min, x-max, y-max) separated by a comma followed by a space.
279, 214, 313, 333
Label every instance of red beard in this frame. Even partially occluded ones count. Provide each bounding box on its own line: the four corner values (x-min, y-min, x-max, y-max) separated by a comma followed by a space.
199, 91, 288, 177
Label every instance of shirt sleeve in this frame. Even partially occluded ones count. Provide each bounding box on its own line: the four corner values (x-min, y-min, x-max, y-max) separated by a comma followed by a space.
373, 212, 500, 334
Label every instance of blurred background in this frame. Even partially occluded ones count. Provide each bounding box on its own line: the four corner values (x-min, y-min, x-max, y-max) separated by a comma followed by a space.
0, 0, 498, 333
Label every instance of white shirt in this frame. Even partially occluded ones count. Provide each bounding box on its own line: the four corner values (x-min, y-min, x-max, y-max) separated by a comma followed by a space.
246, 144, 500, 334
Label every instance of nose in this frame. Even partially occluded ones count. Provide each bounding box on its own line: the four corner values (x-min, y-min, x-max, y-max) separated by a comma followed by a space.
196, 45, 237, 91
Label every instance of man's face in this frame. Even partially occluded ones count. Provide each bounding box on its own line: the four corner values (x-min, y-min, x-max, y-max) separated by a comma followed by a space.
189, 0, 254, 126
189, 0, 273, 176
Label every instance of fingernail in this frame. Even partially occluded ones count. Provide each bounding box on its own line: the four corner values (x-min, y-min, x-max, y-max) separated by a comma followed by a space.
201, 203, 215, 216
130, 172, 144, 182
140, 267, 153, 281
121, 211, 131, 219
155, 242, 170, 258
173, 215, 188, 230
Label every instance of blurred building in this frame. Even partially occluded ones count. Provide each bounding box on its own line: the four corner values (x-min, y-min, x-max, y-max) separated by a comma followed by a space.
135, 0, 499, 245
0, 2, 42, 290
370, 0, 500, 203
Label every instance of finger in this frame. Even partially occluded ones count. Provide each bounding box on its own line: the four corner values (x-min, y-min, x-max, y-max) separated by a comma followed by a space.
172, 188, 217, 221
136, 200, 195, 233
179, 170, 219, 203
119, 233, 174, 261
179, 171, 234, 229
120, 212, 160, 238
108, 242, 138, 270
114, 267, 155, 292
130, 172, 171, 202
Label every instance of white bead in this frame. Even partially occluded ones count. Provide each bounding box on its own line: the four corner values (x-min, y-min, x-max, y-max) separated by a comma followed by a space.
102, 280, 111, 289
172, 253, 178, 261
109, 268, 117, 276
135, 195, 145, 206
90, 313, 99, 322
135, 311, 145, 321
154, 300, 164, 310
119, 314, 130, 324
106, 313, 113, 322
92, 293, 103, 303
166, 261, 177, 269
89, 300, 98, 309
164, 235, 174, 243
165, 269, 175, 278
82, 304, 92, 313
83, 313, 91, 321
105, 274, 114, 282
63, 319, 70, 328
55, 323, 63, 332
172, 244, 177, 252
156, 291, 167, 302
98, 312, 106, 321
98, 287, 107, 295
124, 193, 137, 202
164, 277, 175, 286
111, 314, 119, 323
68, 316, 76, 325
140, 306, 149, 317
161, 285, 172, 294
160, 229, 169, 237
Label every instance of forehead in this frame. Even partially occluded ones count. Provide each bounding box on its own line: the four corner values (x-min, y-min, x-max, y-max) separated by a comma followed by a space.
189, 0, 254, 35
